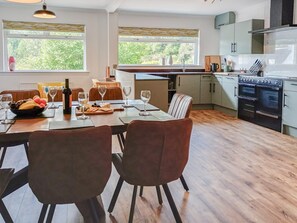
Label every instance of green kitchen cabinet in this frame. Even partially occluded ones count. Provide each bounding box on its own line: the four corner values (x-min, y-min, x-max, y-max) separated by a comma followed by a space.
212, 75, 223, 106
283, 81, 297, 129
220, 19, 264, 55
221, 76, 238, 110
176, 75, 200, 104
200, 75, 212, 104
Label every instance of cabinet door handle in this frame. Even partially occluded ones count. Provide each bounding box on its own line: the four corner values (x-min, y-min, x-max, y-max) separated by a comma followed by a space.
213, 83, 216, 93
178, 77, 180, 86
290, 83, 297, 86
234, 86, 237, 97
231, 43, 234, 53
209, 83, 212, 92
234, 43, 237, 53
284, 93, 287, 107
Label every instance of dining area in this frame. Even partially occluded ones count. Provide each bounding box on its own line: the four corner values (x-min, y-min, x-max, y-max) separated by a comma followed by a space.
0, 83, 193, 223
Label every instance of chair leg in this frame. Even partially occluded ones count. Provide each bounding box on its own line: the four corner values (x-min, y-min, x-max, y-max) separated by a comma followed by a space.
0, 200, 13, 223
117, 134, 124, 152
0, 147, 7, 167
88, 198, 99, 223
38, 204, 49, 223
162, 184, 182, 223
139, 186, 143, 197
128, 186, 138, 223
180, 174, 189, 191
156, 186, 163, 205
108, 177, 124, 213
23, 142, 29, 158
46, 204, 56, 223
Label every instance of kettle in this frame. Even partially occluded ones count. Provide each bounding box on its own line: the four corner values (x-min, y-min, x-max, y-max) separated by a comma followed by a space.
210, 63, 219, 72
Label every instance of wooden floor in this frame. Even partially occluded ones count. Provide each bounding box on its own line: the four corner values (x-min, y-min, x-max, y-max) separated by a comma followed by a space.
2, 110, 297, 223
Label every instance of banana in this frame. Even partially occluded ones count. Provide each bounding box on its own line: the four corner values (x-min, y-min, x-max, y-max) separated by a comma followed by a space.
19, 100, 41, 110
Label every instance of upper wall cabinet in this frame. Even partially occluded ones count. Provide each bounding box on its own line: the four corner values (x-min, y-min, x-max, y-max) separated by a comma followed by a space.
220, 19, 264, 55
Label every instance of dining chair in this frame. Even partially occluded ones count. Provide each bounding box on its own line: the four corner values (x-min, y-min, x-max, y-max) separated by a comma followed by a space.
88, 86, 123, 101
0, 89, 41, 167
28, 126, 112, 222
108, 118, 193, 223
0, 168, 14, 223
92, 79, 121, 88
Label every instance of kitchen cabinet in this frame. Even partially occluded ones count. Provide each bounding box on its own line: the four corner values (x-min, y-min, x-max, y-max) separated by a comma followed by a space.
283, 81, 297, 129
212, 75, 223, 106
220, 19, 264, 55
176, 75, 200, 104
221, 76, 238, 110
200, 75, 212, 104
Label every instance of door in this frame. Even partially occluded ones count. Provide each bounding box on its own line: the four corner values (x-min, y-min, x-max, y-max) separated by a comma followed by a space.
222, 77, 238, 110
219, 23, 234, 55
283, 90, 297, 128
176, 75, 200, 104
200, 75, 212, 104
212, 76, 222, 106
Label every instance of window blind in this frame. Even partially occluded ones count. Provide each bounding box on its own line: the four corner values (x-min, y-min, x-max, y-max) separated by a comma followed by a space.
118, 27, 199, 37
2, 20, 85, 33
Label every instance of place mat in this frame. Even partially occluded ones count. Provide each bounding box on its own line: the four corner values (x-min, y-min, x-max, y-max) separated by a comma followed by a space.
7, 109, 55, 120
131, 104, 160, 112
49, 119, 94, 130
0, 124, 12, 133
119, 115, 160, 124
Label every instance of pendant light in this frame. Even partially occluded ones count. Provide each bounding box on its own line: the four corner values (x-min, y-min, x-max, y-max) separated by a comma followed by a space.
33, 1, 56, 19
5, 0, 41, 3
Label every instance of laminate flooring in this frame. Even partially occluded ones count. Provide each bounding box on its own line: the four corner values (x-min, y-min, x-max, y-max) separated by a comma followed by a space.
2, 110, 297, 223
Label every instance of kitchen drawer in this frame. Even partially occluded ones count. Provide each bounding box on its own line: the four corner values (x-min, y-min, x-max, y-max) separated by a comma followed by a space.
201, 75, 212, 81
284, 81, 297, 92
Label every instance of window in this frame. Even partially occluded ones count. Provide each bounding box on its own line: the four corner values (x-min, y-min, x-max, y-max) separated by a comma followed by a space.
118, 27, 199, 66
3, 20, 86, 71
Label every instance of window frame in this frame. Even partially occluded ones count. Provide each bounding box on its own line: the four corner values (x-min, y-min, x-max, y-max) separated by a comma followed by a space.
3, 27, 87, 72
118, 31, 200, 66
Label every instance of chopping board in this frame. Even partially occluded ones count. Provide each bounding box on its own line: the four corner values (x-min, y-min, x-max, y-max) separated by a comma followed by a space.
205, 55, 221, 72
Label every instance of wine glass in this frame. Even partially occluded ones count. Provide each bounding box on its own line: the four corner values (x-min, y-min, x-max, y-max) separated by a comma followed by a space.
1, 94, 14, 124
48, 86, 58, 109
139, 90, 151, 116
122, 83, 132, 107
98, 85, 107, 104
77, 92, 89, 120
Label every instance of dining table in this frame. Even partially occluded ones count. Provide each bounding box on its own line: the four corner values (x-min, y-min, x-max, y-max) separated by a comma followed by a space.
0, 99, 174, 219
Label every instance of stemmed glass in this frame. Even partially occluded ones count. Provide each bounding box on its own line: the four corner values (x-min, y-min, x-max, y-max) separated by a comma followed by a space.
43, 86, 49, 101
139, 90, 151, 116
77, 92, 89, 120
1, 94, 14, 124
122, 83, 132, 107
98, 85, 107, 104
48, 86, 58, 109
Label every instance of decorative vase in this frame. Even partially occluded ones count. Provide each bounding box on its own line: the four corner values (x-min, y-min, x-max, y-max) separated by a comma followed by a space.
9, 56, 15, 71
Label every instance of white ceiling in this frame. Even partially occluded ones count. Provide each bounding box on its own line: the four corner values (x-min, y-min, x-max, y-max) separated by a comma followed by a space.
0, 0, 267, 15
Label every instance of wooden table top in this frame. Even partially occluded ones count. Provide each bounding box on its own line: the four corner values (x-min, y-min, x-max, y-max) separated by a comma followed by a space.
0, 100, 173, 144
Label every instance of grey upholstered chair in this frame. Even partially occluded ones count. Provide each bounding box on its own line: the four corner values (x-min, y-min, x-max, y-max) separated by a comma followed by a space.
108, 119, 193, 223
28, 126, 112, 222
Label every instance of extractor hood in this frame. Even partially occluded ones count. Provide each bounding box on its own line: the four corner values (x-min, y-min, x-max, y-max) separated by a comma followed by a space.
249, 0, 296, 34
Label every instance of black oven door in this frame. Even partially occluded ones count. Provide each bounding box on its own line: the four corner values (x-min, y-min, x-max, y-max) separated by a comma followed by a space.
256, 85, 282, 115
238, 83, 256, 98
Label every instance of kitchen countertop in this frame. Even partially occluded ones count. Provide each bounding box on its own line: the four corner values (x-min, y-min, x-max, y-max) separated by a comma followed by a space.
135, 73, 169, 81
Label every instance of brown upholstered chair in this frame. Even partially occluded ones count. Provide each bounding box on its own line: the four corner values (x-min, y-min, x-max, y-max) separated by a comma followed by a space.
0, 89, 41, 167
108, 118, 193, 223
28, 126, 112, 222
47, 88, 84, 102
0, 168, 14, 223
89, 87, 123, 101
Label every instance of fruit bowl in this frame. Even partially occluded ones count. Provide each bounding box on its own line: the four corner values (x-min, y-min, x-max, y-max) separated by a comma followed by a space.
10, 106, 46, 116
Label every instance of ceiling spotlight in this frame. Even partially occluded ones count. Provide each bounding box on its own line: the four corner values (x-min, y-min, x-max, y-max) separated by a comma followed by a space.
33, 2, 56, 19
5, 0, 42, 3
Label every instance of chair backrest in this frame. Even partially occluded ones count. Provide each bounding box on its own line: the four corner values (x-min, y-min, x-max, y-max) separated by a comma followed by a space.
92, 79, 121, 88
89, 87, 123, 101
0, 89, 40, 102
37, 82, 64, 98
168, 93, 192, 119
47, 88, 84, 102
122, 118, 193, 186
28, 126, 112, 204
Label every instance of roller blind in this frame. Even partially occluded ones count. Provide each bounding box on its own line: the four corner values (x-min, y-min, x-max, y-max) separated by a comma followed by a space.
119, 27, 199, 37
2, 20, 85, 33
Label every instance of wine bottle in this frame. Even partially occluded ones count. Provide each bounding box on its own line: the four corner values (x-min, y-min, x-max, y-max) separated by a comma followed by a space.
63, 79, 72, 114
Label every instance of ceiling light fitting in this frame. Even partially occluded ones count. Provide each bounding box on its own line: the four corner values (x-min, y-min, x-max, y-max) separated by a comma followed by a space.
5, 0, 41, 3
33, 2, 56, 19
204, 0, 222, 3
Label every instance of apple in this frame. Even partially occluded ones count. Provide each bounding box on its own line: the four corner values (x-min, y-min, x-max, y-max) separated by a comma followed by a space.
39, 103, 46, 108
40, 99, 47, 105
34, 97, 41, 104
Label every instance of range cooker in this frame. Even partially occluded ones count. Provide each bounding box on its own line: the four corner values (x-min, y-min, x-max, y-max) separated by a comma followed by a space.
238, 76, 283, 132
